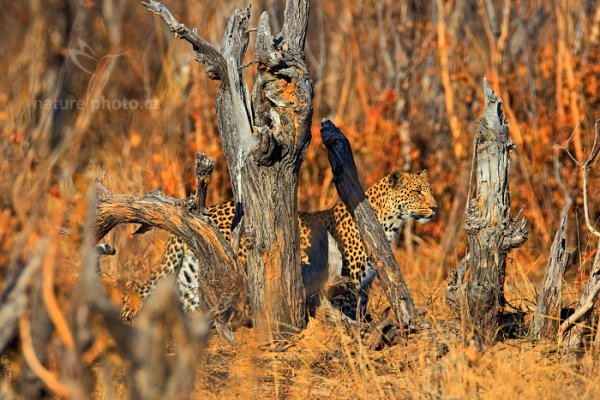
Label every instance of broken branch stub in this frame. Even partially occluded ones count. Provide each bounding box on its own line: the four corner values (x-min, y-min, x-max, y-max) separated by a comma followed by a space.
320, 119, 417, 329
533, 151, 572, 340
446, 78, 528, 341
191, 151, 214, 213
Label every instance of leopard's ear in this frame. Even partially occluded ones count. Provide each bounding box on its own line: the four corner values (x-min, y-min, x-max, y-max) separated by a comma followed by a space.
419, 169, 429, 178
388, 171, 405, 188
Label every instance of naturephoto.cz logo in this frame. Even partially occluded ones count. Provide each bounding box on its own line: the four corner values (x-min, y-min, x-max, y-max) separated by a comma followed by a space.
34, 97, 160, 111
34, 38, 159, 111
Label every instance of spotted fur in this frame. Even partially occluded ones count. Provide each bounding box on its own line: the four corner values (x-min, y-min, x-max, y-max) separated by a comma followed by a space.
121, 170, 437, 322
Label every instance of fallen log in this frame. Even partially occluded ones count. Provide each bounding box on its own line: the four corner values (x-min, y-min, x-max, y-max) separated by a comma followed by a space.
320, 119, 417, 330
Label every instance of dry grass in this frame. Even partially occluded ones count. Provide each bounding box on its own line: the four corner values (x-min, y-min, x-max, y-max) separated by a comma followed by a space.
85, 238, 600, 399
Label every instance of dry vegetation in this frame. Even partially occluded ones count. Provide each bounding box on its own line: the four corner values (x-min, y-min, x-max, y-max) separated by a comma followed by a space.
1, 0, 600, 398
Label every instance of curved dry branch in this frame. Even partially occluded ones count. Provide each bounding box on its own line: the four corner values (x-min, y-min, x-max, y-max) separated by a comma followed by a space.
558, 239, 600, 350
94, 183, 248, 326
19, 315, 70, 398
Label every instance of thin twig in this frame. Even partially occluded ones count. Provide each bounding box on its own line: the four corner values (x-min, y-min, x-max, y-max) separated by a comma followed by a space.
559, 120, 600, 238
240, 60, 256, 69
557, 120, 600, 345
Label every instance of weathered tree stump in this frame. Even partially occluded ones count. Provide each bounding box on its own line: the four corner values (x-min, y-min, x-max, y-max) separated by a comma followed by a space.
533, 211, 570, 338
320, 119, 417, 330
143, 0, 312, 337
446, 78, 528, 341
533, 153, 571, 339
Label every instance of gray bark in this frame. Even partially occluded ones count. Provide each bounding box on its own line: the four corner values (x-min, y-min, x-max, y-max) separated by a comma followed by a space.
446, 78, 528, 341
143, 0, 312, 336
533, 152, 572, 339
320, 119, 417, 329
533, 211, 570, 338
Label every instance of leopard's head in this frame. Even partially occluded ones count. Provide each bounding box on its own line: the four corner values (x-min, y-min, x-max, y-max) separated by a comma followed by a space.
367, 170, 438, 241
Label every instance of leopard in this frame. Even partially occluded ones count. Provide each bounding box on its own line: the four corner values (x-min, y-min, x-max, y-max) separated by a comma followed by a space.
120, 170, 437, 322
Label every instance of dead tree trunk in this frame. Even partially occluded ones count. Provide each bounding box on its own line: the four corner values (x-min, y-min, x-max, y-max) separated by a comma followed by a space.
320, 119, 417, 329
446, 78, 528, 341
143, 0, 312, 336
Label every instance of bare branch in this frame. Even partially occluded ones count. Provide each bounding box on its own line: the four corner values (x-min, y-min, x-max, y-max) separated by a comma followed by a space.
42, 237, 75, 351
94, 183, 248, 327
142, 0, 227, 81
558, 239, 600, 346
559, 119, 600, 238
320, 119, 417, 329
555, 145, 581, 167
0, 258, 40, 354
